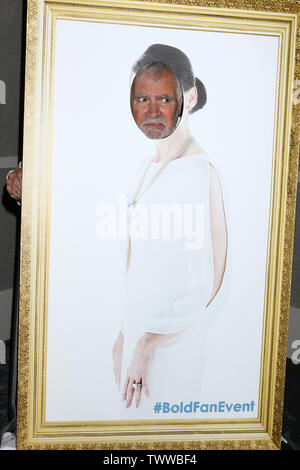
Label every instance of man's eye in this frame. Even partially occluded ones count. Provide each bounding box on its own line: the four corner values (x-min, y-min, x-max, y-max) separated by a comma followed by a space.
137, 97, 147, 103
161, 98, 169, 103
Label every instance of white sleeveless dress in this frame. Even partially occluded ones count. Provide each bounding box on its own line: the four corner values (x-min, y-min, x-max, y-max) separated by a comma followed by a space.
119, 153, 214, 419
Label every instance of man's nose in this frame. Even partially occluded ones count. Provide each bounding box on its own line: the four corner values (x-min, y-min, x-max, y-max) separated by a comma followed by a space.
146, 100, 160, 118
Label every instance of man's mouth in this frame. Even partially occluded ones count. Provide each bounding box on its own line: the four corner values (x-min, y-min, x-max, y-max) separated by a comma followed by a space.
141, 120, 167, 135
142, 120, 165, 128
139, 118, 171, 139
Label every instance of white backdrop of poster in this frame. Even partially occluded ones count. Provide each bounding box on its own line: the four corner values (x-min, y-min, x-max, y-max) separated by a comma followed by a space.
45, 19, 278, 421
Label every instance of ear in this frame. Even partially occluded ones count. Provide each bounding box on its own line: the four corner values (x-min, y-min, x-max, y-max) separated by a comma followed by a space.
185, 86, 197, 112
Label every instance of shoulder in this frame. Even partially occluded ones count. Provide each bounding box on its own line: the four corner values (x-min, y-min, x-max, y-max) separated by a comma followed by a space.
190, 154, 217, 185
208, 162, 220, 181
186, 152, 210, 168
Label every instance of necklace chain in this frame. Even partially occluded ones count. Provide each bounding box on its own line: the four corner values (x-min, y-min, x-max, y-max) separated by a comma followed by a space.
126, 136, 195, 271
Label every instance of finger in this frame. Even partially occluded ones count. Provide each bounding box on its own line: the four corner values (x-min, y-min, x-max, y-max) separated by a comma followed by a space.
116, 372, 120, 389
113, 364, 119, 387
135, 383, 142, 408
15, 179, 22, 192
126, 379, 135, 408
6, 181, 13, 194
142, 376, 150, 398
7, 174, 14, 184
15, 189, 21, 199
115, 369, 121, 390
122, 376, 129, 400
6, 181, 20, 199
8, 189, 18, 200
7, 174, 17, 187
112, 356, 119, 383
10, 171, 22, 188
12, 188, 21, 200
13, 181, 22, 195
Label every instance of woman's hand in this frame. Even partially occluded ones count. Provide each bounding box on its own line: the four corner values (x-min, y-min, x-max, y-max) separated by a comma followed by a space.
122, 335, 152, 408
121, 330, 186, 408
112, 332, 124, 390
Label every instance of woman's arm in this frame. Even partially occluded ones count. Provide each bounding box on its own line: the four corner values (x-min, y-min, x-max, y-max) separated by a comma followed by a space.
112, 331, 124, 390
206, 163, 227, 307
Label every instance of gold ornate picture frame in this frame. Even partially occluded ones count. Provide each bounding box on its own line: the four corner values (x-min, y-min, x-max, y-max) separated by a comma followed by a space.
17, 0, 300, 450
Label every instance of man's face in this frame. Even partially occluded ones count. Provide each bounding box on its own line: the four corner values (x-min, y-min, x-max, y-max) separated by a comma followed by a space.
131, 68, 180, 139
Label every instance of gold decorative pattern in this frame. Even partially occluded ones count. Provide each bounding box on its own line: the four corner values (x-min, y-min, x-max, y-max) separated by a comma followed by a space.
17, 0, 41, 450
272, 11, 300, 449
17, 0, 300, 450
153, 0, 299, 11
18, 438, 278, 451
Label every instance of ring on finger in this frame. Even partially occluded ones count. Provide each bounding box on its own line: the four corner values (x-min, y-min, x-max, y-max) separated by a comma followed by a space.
132, 383, 142, 389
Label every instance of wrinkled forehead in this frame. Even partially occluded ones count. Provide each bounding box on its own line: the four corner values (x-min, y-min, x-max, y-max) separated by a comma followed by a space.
132, 67, 177, 92
130, 65, 183, 104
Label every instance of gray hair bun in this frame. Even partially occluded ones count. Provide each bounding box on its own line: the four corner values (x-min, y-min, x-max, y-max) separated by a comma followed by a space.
132, 44, 207, 113
193, 77, 207, 112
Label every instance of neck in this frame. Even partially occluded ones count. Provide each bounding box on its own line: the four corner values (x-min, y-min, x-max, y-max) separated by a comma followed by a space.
153, 118, 193, 163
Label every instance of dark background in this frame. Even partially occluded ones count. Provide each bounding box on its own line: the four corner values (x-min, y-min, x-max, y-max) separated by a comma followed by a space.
0, 0, 25, 339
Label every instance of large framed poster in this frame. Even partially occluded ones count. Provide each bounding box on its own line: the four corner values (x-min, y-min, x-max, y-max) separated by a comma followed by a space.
17, 0, 300, 450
